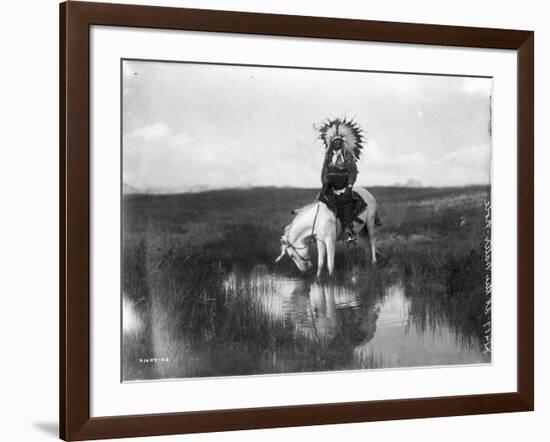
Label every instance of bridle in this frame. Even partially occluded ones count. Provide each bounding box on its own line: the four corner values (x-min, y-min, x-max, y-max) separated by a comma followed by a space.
279, 203, 321, 265
285, 240, 313, 264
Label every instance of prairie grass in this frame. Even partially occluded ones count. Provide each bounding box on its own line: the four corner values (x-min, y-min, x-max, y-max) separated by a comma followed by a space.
122, 186, 490, 380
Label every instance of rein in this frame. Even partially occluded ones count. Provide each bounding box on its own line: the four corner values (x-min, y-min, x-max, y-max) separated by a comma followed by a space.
310, 202, 320, 238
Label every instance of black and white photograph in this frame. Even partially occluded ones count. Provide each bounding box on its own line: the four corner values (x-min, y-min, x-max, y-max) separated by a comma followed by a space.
121, 59, 492, 382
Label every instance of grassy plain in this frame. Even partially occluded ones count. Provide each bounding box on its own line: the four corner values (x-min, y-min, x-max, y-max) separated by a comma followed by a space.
122, 186, 491, 380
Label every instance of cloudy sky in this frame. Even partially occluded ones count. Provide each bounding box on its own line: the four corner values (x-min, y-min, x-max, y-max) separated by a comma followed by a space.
122, 60, 492, 192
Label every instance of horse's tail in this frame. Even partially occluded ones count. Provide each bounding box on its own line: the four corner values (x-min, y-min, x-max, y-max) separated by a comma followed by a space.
375, 211, 382, 227
361, 208, 381, 239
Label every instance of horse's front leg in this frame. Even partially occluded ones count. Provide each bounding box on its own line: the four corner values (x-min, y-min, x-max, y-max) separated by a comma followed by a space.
316, 239, 326, 278
326, 239, 336, 276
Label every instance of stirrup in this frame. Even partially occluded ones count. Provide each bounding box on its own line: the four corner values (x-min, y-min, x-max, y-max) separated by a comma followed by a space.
346, 232, 357, 244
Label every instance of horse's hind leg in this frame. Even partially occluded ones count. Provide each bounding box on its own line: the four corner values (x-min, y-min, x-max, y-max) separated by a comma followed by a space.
365, 217, 377, 265
370, 232, 377, 265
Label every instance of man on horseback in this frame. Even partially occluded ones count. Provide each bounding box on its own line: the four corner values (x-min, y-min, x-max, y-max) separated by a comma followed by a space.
276, 119, 377, 275
318, 118, 365, 244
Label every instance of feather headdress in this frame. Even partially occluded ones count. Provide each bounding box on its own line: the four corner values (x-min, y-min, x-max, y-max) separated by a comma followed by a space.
318, 118, 365, 160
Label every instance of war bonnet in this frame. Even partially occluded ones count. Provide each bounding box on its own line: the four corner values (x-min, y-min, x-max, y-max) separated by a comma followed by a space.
318, 118, 365, 161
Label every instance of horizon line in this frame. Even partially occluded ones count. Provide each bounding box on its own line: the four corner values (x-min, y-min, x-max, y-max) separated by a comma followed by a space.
122, 183, 491, 196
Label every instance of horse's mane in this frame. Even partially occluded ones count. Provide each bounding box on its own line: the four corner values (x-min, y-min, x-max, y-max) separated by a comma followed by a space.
283, 202, 317, 237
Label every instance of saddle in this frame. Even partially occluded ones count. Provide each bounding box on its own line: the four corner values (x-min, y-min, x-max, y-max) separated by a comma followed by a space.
318, 190, 367, 224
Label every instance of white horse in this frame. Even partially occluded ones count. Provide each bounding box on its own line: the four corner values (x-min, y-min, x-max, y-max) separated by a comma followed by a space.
275, 187, 378, 277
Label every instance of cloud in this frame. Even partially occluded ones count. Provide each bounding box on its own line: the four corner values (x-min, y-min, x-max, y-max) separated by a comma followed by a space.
434, 144, 491, 185
358, 140, 490, 187
127, 121, 171, 141
439, 144, 490, 170
122, 61, 492, 191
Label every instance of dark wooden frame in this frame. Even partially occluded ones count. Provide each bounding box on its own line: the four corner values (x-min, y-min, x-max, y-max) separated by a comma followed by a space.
60, 1, 534, 440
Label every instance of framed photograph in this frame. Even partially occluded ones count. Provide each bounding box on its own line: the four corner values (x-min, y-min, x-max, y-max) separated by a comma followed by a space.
60, 1, 534, 440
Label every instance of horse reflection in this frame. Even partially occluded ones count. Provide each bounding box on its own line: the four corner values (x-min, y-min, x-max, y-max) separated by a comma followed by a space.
244, 273, 378, 347
282, 280, 339, 342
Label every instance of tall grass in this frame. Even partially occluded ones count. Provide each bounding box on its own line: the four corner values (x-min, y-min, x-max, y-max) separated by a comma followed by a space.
122, 185, 491, 380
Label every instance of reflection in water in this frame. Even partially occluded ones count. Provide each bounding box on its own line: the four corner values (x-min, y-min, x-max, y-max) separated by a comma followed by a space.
220, 267, 488, 372
223, 271, 361, 342
122, 295, 143, 335
123, 265, 490, 380
353, 283, 487, 368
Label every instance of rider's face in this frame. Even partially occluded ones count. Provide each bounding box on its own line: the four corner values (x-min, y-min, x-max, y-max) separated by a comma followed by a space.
331, 139, 343, 151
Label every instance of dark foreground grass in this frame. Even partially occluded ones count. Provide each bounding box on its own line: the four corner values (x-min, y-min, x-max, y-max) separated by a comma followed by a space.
122, 185, 491, 380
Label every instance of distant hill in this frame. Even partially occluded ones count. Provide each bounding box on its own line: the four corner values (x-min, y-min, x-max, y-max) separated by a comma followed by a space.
392, 179, 423, 188
123, 183, 220, 194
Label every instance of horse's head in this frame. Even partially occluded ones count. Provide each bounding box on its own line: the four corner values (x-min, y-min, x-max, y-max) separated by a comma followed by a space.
275, 235, 314, 273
